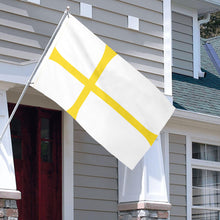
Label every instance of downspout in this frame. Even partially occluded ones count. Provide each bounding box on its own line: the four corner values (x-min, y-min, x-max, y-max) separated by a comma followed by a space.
198, 13, 211, 25
198, 13, 211, 77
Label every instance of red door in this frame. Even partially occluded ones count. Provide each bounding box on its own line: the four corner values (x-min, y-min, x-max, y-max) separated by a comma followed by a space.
9, 105, 62, 220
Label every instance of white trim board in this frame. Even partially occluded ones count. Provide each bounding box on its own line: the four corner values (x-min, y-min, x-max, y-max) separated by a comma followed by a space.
62, 112, 74, 220
164, 0, 172, 96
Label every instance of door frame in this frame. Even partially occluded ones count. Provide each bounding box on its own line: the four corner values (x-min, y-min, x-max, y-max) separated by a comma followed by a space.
7, 96, 74, 220
62, 111, 74, 220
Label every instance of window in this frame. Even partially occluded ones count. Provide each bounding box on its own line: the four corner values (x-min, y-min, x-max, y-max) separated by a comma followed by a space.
191, 142, 220, 219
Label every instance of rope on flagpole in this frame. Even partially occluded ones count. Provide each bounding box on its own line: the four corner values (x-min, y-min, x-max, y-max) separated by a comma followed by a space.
0, 7, 70, 142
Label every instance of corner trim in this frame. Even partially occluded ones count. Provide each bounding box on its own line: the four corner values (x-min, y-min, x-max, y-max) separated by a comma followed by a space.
118, 201, 172, 211
0, 189, 21, 200
163, 0, 172, 96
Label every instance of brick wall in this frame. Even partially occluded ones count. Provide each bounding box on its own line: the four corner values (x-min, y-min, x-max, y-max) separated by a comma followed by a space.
0, 199, 18, 220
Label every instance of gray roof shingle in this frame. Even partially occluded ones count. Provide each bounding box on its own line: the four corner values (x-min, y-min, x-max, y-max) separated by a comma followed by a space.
173, 37, 220, 117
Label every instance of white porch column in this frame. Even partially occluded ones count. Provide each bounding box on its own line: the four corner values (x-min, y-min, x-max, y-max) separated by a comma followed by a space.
0, 82, 21, 208
0, 83, 16, 191
118, 135, 171, 219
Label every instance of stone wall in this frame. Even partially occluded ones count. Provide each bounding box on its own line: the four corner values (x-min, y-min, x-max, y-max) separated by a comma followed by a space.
0, 190, 21, 220
0, 199, 18, 220
118, 201, 171, 220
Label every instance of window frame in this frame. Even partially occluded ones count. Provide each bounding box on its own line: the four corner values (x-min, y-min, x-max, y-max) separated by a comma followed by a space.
188, 138, 220, 219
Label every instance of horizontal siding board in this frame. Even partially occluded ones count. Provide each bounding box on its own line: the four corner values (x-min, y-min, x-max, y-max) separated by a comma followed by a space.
0, 54, 28, 63
99, 36, 163, 63
74, 142, 112, 156
170, 143, 186, 154
169, 134, 186, 144
120, 54, 164, 75
172, 22, 193, 35
170, 195, 186, 206
0, 39, 42, 55
75, 175, 117, 189
139, 20, 163, 38
172, 67, 194, 77
170, 163, 186, 176
0, 11, 56, 37
75, 186, 117, 201
170, 217, 186, 220
75, 198, 118, 212
0, 26, 48, 49
118, 0, 162, 12
172, 31, 193, 45
74, 163, 117, 179
75, 152, 117, 167
173, 12, 193, 26
173, 58, 193, 71
170, 174, 186, 185
76, 17, 163, 49
170, 153, 186, 165
93, 7, 127, 28
74, 130, 98, 145
72, 0, 163, 18
170, 205, 187, 217
170, 185, 186, 196
173, 40, 193, 53
0, 45, 40, 61
0, 1, 65, 24
75, 210, 118, 220
173, 49, 193, 62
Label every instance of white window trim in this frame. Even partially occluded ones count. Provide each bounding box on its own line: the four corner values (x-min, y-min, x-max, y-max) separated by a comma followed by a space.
172, 3, 201, 79
186, 135, 192, 220
187, 137, 220, 220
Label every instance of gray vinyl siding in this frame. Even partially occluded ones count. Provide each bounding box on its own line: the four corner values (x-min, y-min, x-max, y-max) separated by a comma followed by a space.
169, 134, 187, 220
2, 0, 164, 219
74, 121, 118, 220
172, 12, 193, 77
0, 0, 164, 90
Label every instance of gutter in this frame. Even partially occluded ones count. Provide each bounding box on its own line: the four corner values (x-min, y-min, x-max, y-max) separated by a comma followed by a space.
203, 0, 220, 6
173, 109, 220, 125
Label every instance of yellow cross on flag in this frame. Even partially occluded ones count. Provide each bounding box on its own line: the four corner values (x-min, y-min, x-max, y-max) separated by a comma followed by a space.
31, 14, 175, 169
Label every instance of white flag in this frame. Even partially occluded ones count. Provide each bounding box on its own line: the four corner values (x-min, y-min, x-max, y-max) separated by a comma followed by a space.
31, 14, 175, 169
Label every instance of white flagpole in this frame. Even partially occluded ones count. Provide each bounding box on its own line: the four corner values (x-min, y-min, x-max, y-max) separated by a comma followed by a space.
0, 7, 70, 142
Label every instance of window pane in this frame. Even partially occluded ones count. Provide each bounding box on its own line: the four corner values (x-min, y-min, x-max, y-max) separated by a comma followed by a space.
192, 209, 220, 220
192, 142, 205, 160
41, 141, 52, 162
12, 138, 22, 160
207, 145, 220, 162
192, 142, 220, 162
193, 168, 220, 208
41, 118, 50, 139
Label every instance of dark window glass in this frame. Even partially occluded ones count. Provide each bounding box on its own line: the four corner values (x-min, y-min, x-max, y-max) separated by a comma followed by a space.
41, 141, 52, 162
41, 118, 50, 139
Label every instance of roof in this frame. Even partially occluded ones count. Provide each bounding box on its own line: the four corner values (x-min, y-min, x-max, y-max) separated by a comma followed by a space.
172, 37, 220, 117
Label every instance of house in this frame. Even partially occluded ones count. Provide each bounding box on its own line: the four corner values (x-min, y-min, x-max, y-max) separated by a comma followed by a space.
0, 0, 219, 220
